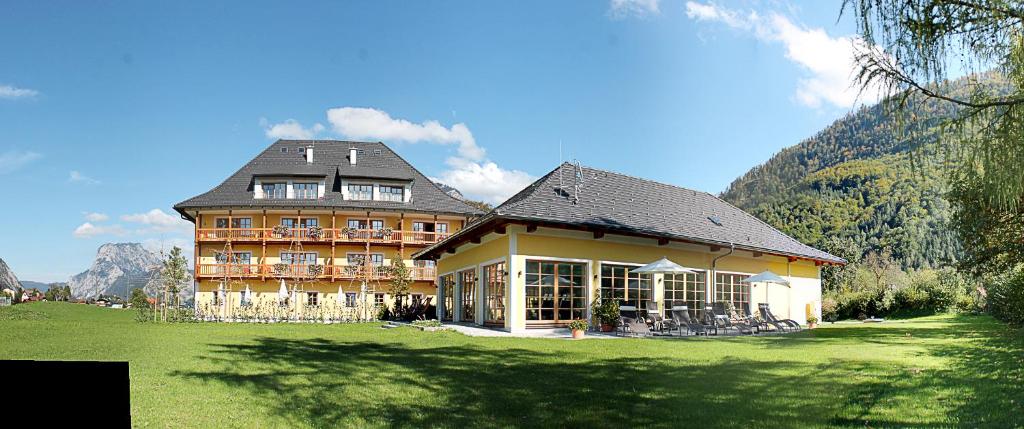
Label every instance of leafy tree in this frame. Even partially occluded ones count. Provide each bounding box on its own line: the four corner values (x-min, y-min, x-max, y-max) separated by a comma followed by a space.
386, 253, 412, 319
463, 200, 493, 212
160, 247, 189, 322
130, 288, 152, 322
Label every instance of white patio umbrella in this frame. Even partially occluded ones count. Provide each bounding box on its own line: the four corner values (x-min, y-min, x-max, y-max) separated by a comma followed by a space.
741, 270, 791, 311
243, 285, 252, 304
217, 282, 226, 302
629, 257, 696, 275
336, 285, 345, 304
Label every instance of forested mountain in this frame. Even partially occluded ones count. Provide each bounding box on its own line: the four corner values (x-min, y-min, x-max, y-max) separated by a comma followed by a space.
720, 81, 978, 270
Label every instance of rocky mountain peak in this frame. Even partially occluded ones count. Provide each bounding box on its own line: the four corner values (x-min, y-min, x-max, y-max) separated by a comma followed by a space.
0, 258, 21, 292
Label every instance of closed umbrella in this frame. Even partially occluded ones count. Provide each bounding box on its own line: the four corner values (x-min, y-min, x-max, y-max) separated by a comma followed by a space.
243, 285, 252, 304
278, 279, 288, 303
336, 285, 344, 304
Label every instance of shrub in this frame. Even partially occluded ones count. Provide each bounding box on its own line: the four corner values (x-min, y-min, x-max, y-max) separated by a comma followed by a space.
567, 319, 589, 331
821, 297, 838, 322
987, 266, 1024, 326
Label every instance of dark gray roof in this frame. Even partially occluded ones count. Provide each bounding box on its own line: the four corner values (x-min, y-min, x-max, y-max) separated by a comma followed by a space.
174, 140, 484, 218
417, 163, 844, 264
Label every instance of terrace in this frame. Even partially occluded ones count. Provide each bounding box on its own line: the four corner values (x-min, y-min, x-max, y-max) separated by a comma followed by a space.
195, 263, 436, 281
196, 227, 450, 245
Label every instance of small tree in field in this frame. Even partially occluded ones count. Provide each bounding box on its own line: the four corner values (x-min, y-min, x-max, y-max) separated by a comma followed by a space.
160, 247, 189, 322
387, 253, 412, 320
130, 288, 152, 322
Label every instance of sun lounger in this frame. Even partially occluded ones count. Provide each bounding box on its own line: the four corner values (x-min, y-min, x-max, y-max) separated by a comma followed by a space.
711, 302, 754, 335
758, 303, 796, 332
670, 305, 707, 336
759, 303, 802, 331
618, 305, 652, 337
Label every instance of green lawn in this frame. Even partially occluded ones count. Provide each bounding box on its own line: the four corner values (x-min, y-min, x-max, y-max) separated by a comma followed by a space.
1, 303, 1021, 428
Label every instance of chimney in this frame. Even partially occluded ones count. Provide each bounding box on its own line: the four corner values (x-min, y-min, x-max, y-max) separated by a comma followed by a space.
305, 145, 314, 164
349, 148, 358, 165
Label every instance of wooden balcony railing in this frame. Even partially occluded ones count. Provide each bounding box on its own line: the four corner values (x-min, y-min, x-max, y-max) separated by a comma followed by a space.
196, 228, 450, 245
196, 263, 437, 281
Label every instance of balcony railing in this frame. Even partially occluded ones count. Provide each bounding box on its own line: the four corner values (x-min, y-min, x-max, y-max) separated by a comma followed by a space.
196, 263, 437, 281
196, 228, 450, 245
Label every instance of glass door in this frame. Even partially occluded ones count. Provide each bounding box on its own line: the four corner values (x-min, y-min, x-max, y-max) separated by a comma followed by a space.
459, 269, 476, 322
483, 262, 506, 325
525, 260, 586, 325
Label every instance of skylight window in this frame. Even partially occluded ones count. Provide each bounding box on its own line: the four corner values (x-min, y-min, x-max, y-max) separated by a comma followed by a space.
708, 215, 723, 227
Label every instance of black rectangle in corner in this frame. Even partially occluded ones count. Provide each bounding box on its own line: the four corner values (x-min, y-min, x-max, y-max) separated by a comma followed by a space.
2, 360, 130, 427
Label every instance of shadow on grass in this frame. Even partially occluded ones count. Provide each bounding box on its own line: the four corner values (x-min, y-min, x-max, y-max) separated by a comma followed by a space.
166, 321, 1015, 428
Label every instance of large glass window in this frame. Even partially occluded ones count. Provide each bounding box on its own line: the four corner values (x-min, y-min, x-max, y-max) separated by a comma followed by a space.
262, 183, 286, 199
525, 260, 586, 323
459, 269, 476, 322
281, 252, 317, 265
440, 273, 455, 321
294, 182, 317, 199
483, 262, 506, 324
715, 272, 751, 314
379, 185, 404, 202
600, 264, 652, 308
347, 253, 384, 266
306, 292, 319, 306
664, 271, 707, 319
348, 184, 373, 200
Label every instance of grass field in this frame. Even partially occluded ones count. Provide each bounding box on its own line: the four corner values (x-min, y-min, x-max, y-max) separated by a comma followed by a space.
1, 302, 1021, 428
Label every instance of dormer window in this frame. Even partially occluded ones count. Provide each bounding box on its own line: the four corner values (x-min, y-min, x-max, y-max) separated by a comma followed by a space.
294, 182, 317, 199
280, 147, 288, 153
262, 182, 286, 199
298, 147, 306, 154
379, 185, 404, 202
348, 184, 373, 200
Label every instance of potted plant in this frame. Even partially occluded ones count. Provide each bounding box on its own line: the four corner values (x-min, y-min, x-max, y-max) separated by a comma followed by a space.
308, 225, 324, 240
806, 315, 819, 329
591, 298, 619, 332
341, 226, 358, 240
567, 319, 589, 339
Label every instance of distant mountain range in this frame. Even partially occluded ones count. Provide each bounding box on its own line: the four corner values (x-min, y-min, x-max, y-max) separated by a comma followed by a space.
19, 281, 66, 291
68, 243, 193, 302
718, 77, 991, 269
433, 181, 466, 200
0, 258, 21, 293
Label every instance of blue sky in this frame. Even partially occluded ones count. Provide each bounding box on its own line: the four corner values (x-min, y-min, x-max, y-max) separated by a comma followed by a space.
0, 0, 873, 282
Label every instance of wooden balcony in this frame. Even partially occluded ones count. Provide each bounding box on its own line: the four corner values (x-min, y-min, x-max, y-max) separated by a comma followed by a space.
196, 228, 450, 246
196, 263, 437, 282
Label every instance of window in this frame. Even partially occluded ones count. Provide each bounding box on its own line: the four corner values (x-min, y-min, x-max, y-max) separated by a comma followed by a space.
306, 291, 319, 306
600, 264, 651, 308
212, 290, 221, 306
215, 251, 251, 267
411, 293, 424, 306
483, 262, 506, 323
280, 147, 288, 153
262, 183, 286, 199
715, 273, 751, 314
379, 185, 404, 202
239, 291, 251, 306
347, 219, 382, 230
440, 274, 455, 321
348, 184, 373, 200
525, 261, 586, 323
664, 271, 706, 320
298, 147, 305, 154
374, 293, 386, 308
459, 269, 477, 322
344, 292, 357, 307
347, 253, 383, 266
281, 252, 317, 265
294, 182, 317, 199
215, 218, 252, 229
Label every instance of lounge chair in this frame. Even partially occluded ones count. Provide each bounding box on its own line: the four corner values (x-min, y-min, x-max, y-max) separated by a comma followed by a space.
711, 302, 754, 335
759, 303, 802, 331
644, 301, 672, 333
670, 306, 707, 336
702, 306, 720, 335
618, 305, 652, 337
757, 303, 794, 333
739, 306, 763, 333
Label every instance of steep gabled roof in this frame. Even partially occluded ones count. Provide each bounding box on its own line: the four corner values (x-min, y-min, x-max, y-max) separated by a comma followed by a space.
415, 162, 845, 264
173, 140, 483, 219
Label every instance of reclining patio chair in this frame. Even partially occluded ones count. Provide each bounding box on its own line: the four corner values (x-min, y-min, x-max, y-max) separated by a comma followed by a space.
618, 305, 652, 337
711, 302, 754, 335
701, 306, 720, 336
759, 303, 802, 331
757, 303, 794, 333
670, 306, 707, 336
644, 301, 673, 334
739, 306, 763, 333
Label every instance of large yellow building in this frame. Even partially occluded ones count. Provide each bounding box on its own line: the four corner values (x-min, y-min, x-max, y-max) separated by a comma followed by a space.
174, 140, 482, 320
415, 163, 844, 332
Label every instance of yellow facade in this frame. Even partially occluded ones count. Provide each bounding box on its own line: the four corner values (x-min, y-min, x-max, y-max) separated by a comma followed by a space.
434, 225, 823, 332
191, 209, 469, 320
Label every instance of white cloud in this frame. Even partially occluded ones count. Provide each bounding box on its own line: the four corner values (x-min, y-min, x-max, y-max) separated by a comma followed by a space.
73, 222, 127, 238
609, 0, 661, 19
68, 170, 100, 184
0, 150, 41, 174
83, 212, 109, 222
142, 237, 194, 263
121, 209, 192, 234
685, 1, 883, 109
432, 158, 536, 205
327, 107, 485, 161
0, 84, 39, 100
262, 118, 325, 140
